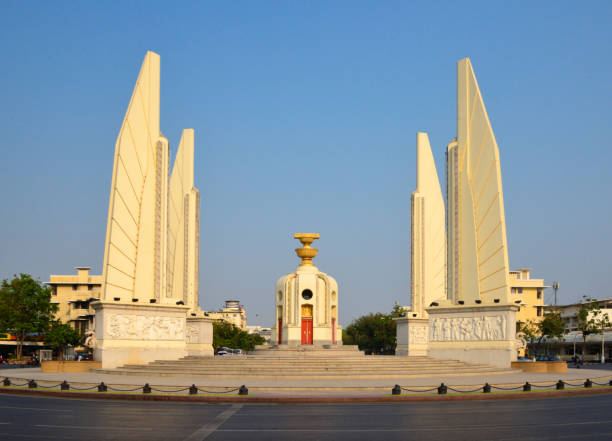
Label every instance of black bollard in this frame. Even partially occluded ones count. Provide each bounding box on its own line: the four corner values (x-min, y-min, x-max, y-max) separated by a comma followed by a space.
523, 382, 531, 392
392, 385, 401, 395
60, 380, 70, 391
438, 383, 447, 395
98, 382, 107, 392
556, 380, 564, 390
584, 379, 592, 388
2, 378, 10, 387
238, 385, 248, 395
483, 383, 491, 393
189, 384, 198, 395
143, 383, 151, 394
28, 380, 37, 389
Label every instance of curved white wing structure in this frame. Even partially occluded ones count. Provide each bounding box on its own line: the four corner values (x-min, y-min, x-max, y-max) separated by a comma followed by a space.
447, 58, 510, 304
167, 129, 200, 310
411, 133, 446, 316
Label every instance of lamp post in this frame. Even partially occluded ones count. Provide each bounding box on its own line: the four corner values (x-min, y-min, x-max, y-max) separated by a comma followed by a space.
573, 332, 581, 358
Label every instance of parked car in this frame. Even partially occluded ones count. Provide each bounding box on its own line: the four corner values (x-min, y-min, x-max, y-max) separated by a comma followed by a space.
75, 352, 93, 361
516, 356, 534, 362
535, 355, 561, 362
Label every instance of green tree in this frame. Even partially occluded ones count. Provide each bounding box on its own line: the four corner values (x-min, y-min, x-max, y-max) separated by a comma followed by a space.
0, 274, 57, 359
578, 296, 611, 363
517, 320, 539, 357
212, 321, 265, 352
342, 305, 399, 354
45, 321, 82, 360
537, 311, 566, 355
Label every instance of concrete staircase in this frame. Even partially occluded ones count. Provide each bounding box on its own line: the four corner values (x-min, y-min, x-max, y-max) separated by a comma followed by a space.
97, 355, 516, 379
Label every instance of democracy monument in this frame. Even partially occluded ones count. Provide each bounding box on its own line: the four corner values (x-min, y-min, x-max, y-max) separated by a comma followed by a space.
396, 58, 518, 367
92, 51, 212, 369
92, 51, 519, 372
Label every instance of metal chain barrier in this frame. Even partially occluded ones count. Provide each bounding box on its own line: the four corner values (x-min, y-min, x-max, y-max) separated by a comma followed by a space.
529, 383, 558, 388
197, 387, 240, 394
150, 387, 191, 393
106, 385, 146, 392
400, 386, 439, 393
490, 384, 524, 391
3, 373, 612, 397
447, 386, 485, 393
69, 384, 100, 391
563, 381, 585, 387
36, 383, 64, 389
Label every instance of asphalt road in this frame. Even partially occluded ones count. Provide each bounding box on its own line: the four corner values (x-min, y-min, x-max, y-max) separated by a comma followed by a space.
1, 393, 612, 441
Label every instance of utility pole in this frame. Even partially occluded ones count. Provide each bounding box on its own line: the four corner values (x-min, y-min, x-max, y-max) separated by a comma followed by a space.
552, 281, 560, 306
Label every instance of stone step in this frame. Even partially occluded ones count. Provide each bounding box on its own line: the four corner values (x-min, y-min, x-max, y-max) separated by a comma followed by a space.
99, 354, 514, 379
96, 367, 513, 379
115, 364, 497, 373
139, 361, 486, 368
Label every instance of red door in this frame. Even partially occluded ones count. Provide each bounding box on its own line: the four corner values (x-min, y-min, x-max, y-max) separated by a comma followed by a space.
301, 318, 313, 345
331, 318, 336, 344
278, 318, 282, 344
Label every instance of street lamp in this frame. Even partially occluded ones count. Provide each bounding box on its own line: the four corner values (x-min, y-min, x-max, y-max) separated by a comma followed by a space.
573, 332, 581, 358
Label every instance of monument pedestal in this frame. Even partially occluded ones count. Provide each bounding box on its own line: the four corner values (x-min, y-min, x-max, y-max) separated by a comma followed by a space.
251, 344, 363, 357
394, 317, 429, 356
186, 316, 214, 357
92, 302, 189, 369
425, 304, 518, 368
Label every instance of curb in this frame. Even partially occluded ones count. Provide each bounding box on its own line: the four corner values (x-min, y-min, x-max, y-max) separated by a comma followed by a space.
2, 386, 612, 403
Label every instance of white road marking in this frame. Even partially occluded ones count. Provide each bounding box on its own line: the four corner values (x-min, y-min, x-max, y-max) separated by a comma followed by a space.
0, 406, 70, 412
214, 418, 612, 433
182, 404, 243, 441
35, 424, 158, 431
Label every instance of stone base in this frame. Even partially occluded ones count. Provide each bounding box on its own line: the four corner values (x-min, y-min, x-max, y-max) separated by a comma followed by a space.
271, 324, 343, 346
425, 304, 519, 368
511, 361, 568, 373
394, 317, 429, 356
92, 301, 189, 369
186, 316, 214, 357
41, 360, 101, 372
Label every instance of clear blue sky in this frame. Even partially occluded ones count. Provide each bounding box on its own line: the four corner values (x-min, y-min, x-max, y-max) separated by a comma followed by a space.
1, 1, 611, 326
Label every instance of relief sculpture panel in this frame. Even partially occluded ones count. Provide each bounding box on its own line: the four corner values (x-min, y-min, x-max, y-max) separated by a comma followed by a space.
408, 325, 428, 344
429, 315, 507, 342
107, 314, 185, 340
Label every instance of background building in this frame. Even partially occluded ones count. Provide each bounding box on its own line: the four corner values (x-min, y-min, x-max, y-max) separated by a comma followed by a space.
46, 267, 101, 334
206, 300, 247, 330
246, 325, 272, 344
509, 269, 547, 323
552, 298, 612, 331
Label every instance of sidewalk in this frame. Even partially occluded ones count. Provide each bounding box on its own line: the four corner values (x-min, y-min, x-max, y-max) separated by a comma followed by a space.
2, 366, 611, 395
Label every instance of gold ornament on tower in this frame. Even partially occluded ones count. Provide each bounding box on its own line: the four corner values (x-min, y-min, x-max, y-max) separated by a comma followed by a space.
294, 233, 319, 266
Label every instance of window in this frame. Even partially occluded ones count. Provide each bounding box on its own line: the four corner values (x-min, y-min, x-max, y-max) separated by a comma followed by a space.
537, 288, 542, 299
302, 289, 313, 300
88, 285, 93, 291
511, 287, 523, 294
518, 288, 523, 294
511, 288, 517, 294
537, 306, 542, 317
72, 284, 78, 291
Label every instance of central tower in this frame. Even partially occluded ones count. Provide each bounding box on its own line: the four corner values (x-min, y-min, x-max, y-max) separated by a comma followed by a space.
272, 234, 341, 346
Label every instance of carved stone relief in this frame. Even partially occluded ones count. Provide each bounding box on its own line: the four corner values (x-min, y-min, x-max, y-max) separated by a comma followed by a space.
186, 323, 200, 344
408, 325, 428, 344
107, 314, 186, 340
429, 315, 507, 342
